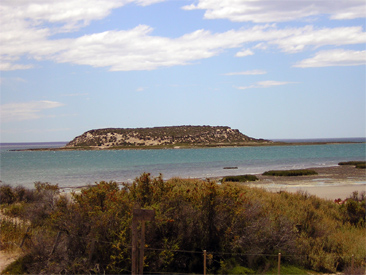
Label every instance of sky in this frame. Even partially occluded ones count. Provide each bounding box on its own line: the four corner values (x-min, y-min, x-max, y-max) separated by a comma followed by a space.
0, 0, 365, 142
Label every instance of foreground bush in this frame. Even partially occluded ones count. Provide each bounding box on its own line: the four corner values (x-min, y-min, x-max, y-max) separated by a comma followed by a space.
1, 176, 365, 274
262, 169, 318, 176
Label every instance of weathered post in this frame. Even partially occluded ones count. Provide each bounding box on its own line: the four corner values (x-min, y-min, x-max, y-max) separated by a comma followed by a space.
131, 208, 155, 275
88, 239, 96, 263
277, 252, 281, 275
19, 226, 31, 248
351, 254, 354, 274
50, 231, 62, 256
139, 221, 146, 274
203, 250, 207, 275
131, 216, 138, 275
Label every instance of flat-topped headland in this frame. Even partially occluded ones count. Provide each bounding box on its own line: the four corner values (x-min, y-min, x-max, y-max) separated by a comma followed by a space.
13, 125, 271, 151
10, 125, 364, 151
66, 125, 270, 149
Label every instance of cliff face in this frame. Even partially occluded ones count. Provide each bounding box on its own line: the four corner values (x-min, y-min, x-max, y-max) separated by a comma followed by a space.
66, 125, 267, 148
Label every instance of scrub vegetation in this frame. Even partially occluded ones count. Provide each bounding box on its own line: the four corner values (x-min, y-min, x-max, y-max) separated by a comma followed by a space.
1, 175, 365, 274
222, 175, 259, 182
338, 161, 366, 169
262, 169, 318, 176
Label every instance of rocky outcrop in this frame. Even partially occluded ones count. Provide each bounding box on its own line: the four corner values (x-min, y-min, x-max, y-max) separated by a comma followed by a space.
66, 125, 269, 148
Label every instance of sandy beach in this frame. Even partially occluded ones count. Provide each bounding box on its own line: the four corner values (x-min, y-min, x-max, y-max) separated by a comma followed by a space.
247, 165, 366, 200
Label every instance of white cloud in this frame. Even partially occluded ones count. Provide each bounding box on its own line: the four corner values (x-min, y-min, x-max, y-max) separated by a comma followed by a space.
236, 81, 295, 90
294, 49, 366, 68
1, 0, 365, 71
182, 0, 366, 22
0, 0, 166, 70
1, 101, 64, 122
0, 77, 27, 85
0, 62, 34, 71
40, 25, 366, 71
272, 26, 366, 53
224, 70, 267, 76
236, 49, 254, 57
50, 26, 247, 71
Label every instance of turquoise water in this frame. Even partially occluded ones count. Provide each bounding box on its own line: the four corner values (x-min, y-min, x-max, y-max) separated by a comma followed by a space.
0, 142, 365, 188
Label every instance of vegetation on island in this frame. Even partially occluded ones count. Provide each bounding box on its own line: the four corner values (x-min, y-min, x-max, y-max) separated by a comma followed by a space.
1, 174, 365, 274
65, 125, 270, 149
262, 169, 318, 177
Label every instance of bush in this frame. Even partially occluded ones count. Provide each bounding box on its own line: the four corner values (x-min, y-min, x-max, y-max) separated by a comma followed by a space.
262, 169, 318, 176
0, 184, 37, 206
222, 175, 258, 182
338, 161, 366, 169
1, 175, 366, 274
339, 191, 366, 226
0, 184, 16, 204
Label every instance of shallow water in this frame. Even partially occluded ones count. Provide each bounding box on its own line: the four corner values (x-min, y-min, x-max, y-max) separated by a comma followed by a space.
0, 141, 365, 188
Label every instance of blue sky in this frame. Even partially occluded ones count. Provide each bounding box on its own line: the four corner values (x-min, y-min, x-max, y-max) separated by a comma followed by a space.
1, 0, 365, 142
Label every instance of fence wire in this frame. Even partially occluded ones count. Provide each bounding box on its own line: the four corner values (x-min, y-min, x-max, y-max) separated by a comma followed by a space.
1, 217, 363, 275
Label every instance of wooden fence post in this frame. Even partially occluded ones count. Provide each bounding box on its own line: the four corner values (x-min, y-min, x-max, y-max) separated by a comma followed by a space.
203, 250, 207, 275
277, 252, 281, 275
131, 208, 155, 275
88, 239, 96, 263
49, 231, 62, 256
19, 227, 31, 248
131, 217, 138, 275
138, 221, 146, 275
351, 254, 354, 274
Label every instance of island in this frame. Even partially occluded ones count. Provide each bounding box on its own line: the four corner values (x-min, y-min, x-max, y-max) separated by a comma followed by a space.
11, 125, 362, 151
65, 125, 271, 149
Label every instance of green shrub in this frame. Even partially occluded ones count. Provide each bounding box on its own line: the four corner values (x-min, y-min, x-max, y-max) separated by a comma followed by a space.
222, 175, 258, 182
0, 184, 16, 204
1, 175, 366, 274
0, 184, 37, 206
266, 264, 309, 274
262, 169, 318, 176
229, 265, 256, 274
338, 161, 366, 169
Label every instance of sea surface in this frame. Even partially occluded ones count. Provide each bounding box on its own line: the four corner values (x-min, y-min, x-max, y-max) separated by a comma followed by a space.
0, 139, 365, 189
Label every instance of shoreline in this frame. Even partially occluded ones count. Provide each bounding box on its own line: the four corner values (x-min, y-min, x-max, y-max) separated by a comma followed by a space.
9, 141, 365, 152
57, 165, 366, 201
247, 165, 366, 200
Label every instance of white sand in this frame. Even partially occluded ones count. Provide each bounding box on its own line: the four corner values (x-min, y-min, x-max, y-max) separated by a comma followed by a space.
256, 184, 366, 200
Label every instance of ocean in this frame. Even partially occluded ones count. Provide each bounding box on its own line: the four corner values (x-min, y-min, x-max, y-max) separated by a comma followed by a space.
0, 139, 365, 189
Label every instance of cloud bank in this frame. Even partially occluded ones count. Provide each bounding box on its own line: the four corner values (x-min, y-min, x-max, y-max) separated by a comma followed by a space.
182, 0, 366, 22
294, 49, 366, 68
1, 0, 365, 71
236, 81, 295, 90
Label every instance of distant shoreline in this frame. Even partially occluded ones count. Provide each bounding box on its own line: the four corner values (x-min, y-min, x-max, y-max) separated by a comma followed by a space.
8, 140, 366, 152
57, 165, 366, 201
246, 165, 366, 200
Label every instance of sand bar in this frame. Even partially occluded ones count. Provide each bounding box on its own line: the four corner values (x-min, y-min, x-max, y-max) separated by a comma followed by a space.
246, 165, 366, 200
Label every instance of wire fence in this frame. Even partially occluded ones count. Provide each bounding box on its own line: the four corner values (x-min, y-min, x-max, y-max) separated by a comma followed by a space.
1, 219, 362, 275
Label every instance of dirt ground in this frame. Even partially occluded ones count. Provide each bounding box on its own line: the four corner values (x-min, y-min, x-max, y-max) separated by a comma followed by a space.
0, 250, 21, 274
